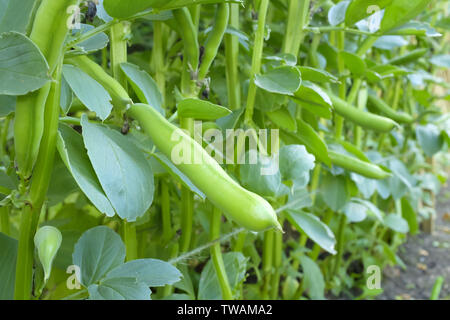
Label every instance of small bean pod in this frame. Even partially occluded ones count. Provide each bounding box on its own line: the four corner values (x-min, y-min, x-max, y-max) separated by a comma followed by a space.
367, 94, 414, 124
329, 150, 391, 180
198, 3, 230, 80
328, 92, 398, 132
172, 8, 199, 73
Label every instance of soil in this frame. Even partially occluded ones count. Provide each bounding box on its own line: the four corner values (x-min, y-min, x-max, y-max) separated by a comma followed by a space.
377, 183, 450, 300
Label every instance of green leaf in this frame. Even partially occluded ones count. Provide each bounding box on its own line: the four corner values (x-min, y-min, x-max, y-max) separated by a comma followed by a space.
328, 1, 351, 26
0, 95, 16, 116
152, 152, 206, 200
0, 32, 50, 95
292, 81, 333, 119
177, 98, 231, 120
379, 0, 432, 33
266, 108, 297, 132
351, 198, 384, 221
34, 226, 62, 282
343, 200, 367, 223
198, 252, 247, 300
280, 145, 315, 190
0, 0, 37, 34
81, 115, 155, 222
416, 124, 444, 157
281, 118, 331, 166
255, 66, 302, 96
373, 35, 408, 50
62, 65, 113, 121
384, 214, 409, 233
106, 259, 182, 287
120, 62, 164, 115
388, 21, 441, 37
300, 255, 325, 299
340, 51, 366, 76
430, 55, 450, 68
239, 150, 286, 197
60, 76, 73, 115
297, 67, 339, 84
57, 124, 116, 218
73, 226, 126, 286
345, 0, 393, 26
88, 277, 151, 300
321, 174, 350, 212
286, 210, 336, 254
68, 24, 109, 54
0, 232, 17, 300
401, 198, 418, 235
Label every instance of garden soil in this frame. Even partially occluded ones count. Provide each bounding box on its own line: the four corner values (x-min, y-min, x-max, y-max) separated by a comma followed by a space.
378, 182, 450, 300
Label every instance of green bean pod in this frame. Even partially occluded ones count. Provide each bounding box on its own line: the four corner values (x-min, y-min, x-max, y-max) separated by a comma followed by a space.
387, 48, 428, 66
65, 55, 132, 108
128, 103, 282, 232
367, 94, 414, 124
172, 8, 199, 73
328, 92, 398, 132
15, 0, 79, 179
329, 150, 391, 180
198, 3, 230, 80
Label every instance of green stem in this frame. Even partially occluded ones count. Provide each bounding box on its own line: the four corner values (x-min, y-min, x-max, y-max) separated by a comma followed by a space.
333, 214, 347, 277
284, 0, 311, 56
161, 180, 172, 243
180, 187, 194, 253
270, 229, 283, 299
262, 229, 274, 300
335, 30, 346, 139
306, 26, 378, 36
356, 36, 378, 57
15, 61, 63, 300
225, 3, 241, 110
233, 230, 247, 252
110, 20, 137, 261
153, 21, 166, 104
210, 206, 233, 300
123, 221, 138, 261
244, 0, 270, 125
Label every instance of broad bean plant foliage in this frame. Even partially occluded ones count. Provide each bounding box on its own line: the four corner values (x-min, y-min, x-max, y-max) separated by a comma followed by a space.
0, 0, 449, 300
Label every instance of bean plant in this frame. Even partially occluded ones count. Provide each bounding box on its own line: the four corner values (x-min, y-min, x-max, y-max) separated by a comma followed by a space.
0, 0, 449, 301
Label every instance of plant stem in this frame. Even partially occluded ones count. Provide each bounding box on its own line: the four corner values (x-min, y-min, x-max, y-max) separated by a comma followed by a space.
15, 61, 63, 300
284, 0, 311, 56
161, 180, 172, 243
225, 3, 241, 110
244, 0, 270, 125
110, 22, 130, 89
210, 206, 233, 300
261, 229, 274, 299
153, 21, 166, 104
233, 231, 247, 252
110, 20, 138, 261
333, 214, 347, 277
270, 229, 283, 299
305, 26, 377, 36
